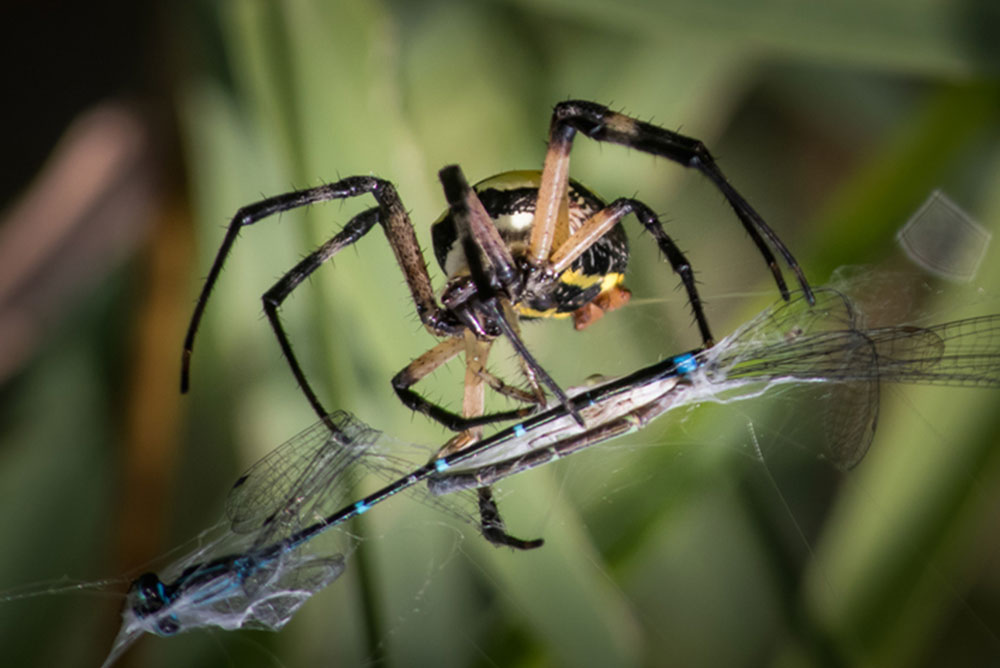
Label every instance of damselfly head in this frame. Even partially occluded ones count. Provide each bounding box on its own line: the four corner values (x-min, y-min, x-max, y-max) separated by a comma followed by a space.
125, 572, 180, 635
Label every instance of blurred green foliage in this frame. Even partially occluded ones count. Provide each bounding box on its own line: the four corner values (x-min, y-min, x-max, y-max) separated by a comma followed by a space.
3, 1, 1000, 667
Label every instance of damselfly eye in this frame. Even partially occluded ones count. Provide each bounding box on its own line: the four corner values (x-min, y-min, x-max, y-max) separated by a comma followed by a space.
129, 572, 168, 618
156, 615, 181, 636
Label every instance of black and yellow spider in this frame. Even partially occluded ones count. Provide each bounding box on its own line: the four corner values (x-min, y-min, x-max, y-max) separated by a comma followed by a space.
181, 100, 813, 548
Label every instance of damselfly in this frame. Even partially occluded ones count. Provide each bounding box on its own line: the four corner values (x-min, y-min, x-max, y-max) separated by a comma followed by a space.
104, 288, 1000, 664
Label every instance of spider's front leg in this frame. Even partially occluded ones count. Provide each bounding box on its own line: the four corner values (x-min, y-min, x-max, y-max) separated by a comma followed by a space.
437, 165, 585, 427
182, 176, 461, 432
529, 100, 813, 305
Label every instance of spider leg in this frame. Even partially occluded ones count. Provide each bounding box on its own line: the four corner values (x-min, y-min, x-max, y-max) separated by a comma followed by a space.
429, 334, 491, 459
546, 197, 714, 346
466, 344, 546, 407
477, 487, 544, 550
182, 176, 460, 396
528, 123, 574, 269
391, 338, 534, 431
487, 297, 584, 426
530, 100, 813, 304
472, 367, 543, 405
457, 332, 544, 550
259, 208, 380, 427
461, 331, 491, 436
438, 165, 518, 298
499, 301, 548, 407
438, 165, 585, 427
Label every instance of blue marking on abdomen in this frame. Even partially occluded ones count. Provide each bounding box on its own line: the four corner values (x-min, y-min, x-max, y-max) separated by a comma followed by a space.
673, 353, 698, 375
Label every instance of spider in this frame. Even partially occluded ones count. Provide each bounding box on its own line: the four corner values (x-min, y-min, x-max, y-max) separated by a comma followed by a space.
181, 100, 813, 549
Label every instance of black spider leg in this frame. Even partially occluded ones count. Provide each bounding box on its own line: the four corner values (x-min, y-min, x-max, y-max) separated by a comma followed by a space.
440, 165, 585, 427
614, 198, 714, 346
477, 487, 544, 550
546, 100, 813, 304
260, 208, 380, 432
391, 350, 534, 431
182, 176, 496, 434
481, 291, 585, 427
546, 196, 715, 347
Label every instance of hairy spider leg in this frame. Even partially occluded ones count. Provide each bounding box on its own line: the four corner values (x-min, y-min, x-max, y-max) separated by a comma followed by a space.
460, 332, 544, 550
438, 165, 585, 426
263, 207, 381, 431
547, 196, 715, 345
529, 100, 814, 305
182, 176, 538, 433
183, 178, 454, 382
391, 337, 534, 431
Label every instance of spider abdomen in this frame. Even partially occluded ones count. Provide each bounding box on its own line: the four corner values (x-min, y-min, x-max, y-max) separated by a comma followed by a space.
431, 170, 629, 321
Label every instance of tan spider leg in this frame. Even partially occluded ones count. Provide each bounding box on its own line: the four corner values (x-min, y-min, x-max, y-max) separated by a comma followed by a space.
447, 332, 545, 550
548, 206, 630, 276
462, 331, 489, 433
476, 370, 544, 405
527, 125, 574, 267
435, 332, 490, 457
546, 205, 635, 330
393, 336, 465, 402
438, 326, 544, 457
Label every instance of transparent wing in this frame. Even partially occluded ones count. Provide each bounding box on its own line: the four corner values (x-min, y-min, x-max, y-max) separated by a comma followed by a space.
225, 411, 381, 539
868, 315, 1000, 387
711, 289, 865, 379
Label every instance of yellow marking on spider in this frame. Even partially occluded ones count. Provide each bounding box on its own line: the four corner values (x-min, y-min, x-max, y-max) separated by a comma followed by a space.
600, 272, 626, 291
516, 305, 568, 319
558, 269, 626, 291
473, 170, 542, 190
